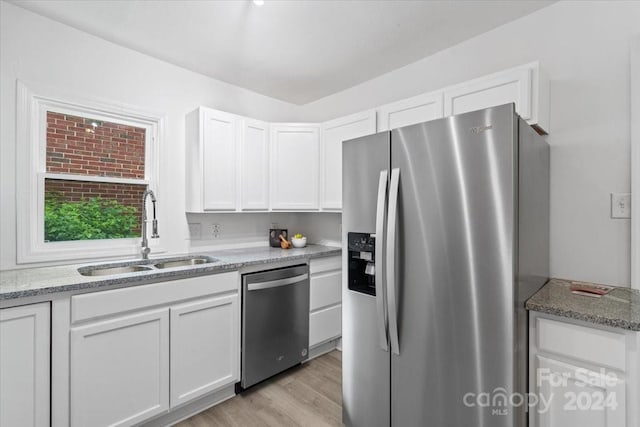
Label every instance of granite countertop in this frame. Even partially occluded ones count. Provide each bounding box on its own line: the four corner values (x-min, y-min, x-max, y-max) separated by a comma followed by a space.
0, 244, 341, 300
526, 278, 640, 331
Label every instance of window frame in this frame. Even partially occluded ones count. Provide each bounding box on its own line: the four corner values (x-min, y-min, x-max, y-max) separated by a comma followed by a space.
16, 81, 165, 264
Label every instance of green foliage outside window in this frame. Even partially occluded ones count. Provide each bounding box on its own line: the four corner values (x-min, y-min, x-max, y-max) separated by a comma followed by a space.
45, 194, 138, 242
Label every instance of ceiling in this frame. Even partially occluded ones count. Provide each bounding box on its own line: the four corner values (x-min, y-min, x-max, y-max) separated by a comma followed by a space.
13, 0, 554, 105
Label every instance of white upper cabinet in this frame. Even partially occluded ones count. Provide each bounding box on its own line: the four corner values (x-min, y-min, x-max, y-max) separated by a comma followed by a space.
186, 108, 270, 212
320, 110, 376, 210
377, 92, 443, 132
270, 124, 320, 210
240, 118, 270, 210
186, 107, 239, 212
184, 61, 549, 213
201, 109, 238, 211
444, 61, 549, 133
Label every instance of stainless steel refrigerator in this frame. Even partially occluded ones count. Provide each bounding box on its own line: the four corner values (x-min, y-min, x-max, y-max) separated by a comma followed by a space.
342, 104, 549, 427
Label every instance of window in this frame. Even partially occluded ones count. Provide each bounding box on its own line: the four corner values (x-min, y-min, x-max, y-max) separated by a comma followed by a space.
44, 112, 147, 242
17, 82, 163, 263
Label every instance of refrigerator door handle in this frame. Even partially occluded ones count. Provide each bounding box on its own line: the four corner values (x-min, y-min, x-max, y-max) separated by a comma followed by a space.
386, 168, 400, 355
375, 169, 389, 351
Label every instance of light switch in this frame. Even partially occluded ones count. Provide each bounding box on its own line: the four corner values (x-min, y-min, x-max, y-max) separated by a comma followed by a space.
610, 193, 631, 219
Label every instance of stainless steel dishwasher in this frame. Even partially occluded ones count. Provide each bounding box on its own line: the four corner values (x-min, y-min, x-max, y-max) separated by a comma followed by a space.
239, 264, 309, 391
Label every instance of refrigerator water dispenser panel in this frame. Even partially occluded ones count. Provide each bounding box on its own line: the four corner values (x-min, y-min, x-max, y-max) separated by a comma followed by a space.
347, 232, 376, 296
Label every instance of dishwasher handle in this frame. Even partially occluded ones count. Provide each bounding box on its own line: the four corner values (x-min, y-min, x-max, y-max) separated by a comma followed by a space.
246, 273, 309, 291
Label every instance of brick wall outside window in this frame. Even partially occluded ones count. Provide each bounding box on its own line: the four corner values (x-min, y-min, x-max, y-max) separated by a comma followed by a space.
46, 111, 145, 178
45, 180, 146, 210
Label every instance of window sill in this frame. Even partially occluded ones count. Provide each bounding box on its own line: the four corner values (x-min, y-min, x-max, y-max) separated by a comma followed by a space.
17, 239, 166, 266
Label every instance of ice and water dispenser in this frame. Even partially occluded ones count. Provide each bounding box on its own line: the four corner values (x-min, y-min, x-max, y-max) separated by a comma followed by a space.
347, 232, 377, 296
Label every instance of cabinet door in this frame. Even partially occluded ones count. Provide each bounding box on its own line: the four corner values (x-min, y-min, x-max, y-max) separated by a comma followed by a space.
310, 270, 342, 311
70, 309, 169, 427
0, 303, 50, 427
444, 67, 532, 119
377, 92, 443, 132
270, 124, 320, 210
309, 304, 342, 347
532, 355, 626, 427
202, 108, 238, 210
241, 118, 269, 210
320, 111, 376, 210
170, 294, 239, 407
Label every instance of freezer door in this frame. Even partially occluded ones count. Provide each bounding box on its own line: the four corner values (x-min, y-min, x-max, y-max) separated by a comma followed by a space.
390, 104, 517, 426
342, 132, 391, 427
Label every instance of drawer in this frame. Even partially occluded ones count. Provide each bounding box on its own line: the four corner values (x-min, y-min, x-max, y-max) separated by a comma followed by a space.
72, 271, 238, 323
536, 317, 626, 371
309, 256, 341, 275
310, 304, 341, 347
310, 270, 341, 311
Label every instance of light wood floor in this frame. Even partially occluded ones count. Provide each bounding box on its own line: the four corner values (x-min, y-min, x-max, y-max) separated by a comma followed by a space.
177, 350, 343, 427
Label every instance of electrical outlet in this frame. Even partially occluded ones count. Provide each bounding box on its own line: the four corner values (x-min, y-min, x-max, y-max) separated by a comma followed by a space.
611, 193, 631, 219
188, 223, 201, 240
212, 223, 222, 239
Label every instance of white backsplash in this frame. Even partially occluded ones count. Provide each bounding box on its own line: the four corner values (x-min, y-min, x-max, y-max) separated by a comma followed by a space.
186, 212, 341, 251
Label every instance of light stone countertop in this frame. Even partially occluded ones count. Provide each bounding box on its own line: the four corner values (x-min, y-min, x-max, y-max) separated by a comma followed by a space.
526, 278, 640, 331
0, 244, 341, 300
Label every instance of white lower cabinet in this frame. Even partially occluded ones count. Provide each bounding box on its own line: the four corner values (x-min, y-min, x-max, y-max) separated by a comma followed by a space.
310, 305, 342, 346
68, 271, 240, 427
533, 355, 626, 427
170, 294, 240, 407
70, 309, 170, 427
0, 302, 50, 427
309, 256, 342, 347
529, 312, 637, 427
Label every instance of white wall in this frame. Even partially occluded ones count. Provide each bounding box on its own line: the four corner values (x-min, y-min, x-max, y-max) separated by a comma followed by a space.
299, 1, 640, 287
2, 1, 637, 287
0, 1, 303, 270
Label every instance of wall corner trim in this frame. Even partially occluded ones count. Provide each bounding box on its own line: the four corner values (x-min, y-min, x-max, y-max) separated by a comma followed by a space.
631, 36, 640, 290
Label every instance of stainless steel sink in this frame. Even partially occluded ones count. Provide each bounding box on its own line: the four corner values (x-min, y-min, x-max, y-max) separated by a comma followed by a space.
79, 265, 153, 276
78, 255, 218, 277
153, 257, 216, 269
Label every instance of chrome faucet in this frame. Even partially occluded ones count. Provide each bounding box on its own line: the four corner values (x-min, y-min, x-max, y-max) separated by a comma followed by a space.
141, 189, 159, 259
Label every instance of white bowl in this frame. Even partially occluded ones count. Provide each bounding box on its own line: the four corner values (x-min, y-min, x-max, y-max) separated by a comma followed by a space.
291, 237, 307, 248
